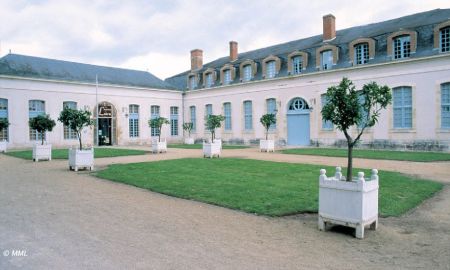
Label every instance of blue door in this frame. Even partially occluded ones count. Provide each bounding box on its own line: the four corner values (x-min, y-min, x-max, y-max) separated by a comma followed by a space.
287, 98, 310, 145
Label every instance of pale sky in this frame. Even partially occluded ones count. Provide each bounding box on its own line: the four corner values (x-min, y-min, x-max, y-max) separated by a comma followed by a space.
1, 0, 449, 79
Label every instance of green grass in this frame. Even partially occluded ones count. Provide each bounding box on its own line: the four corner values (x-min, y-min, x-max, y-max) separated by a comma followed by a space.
281, 148, 450, 162
5, 148, 148, 160
168, 144, 250, 149
95, 158, 443, 217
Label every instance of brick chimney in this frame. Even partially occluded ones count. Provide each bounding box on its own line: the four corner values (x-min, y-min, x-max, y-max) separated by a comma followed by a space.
229, 41, 238, 61
323, 14, 336, 41
190, 49, 203, 70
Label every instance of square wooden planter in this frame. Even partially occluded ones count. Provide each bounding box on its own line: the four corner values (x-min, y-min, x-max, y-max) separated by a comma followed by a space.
318, 167, 379, 239
32, 144, 52, 162
152, 139, 167, 153
0, 141, 7, 153
69, 147, 94, 171
259, 139, 275, 152
203, 141, 221, 158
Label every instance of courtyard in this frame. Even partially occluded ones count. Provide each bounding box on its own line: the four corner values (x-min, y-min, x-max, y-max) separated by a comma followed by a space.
1, 147, 450, 269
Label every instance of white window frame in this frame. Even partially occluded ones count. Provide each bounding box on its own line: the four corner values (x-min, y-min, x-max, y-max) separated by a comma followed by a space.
129, 104, 139, 138
223, 69, 232, 85
393, 87, 412, 129
190, 106, 196, 131
242, 65, 252, 82
321, 50, 333, 70
292, 56, 302, 75
354, 43, 369, 65
224, 102, 232, 131
441, 83, 450, 128
393, 35, 411, 59
29, 100, 46, 141
243, 101, 252, 130
321, 95, 333, 130
63, 101, 78, 140
266, 60, 276, 79
170, 106, 179, 136
150, 105, 160, 136
441, 27, 450, 53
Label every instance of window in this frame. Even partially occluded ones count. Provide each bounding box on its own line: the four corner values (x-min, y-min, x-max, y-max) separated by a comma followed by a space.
288, 98, 309, 111
242, 65, 252, 82
441, 27, 450, 53
224, 102, 232, 131
150, 105, 160, 136
321, 50, 333, 70
321, 95, 333, 130
205, 73, 214, 88
129, 104, 139, 138
266, 60, 276, 78
0, 98, 8, 141
393, 87, 412, 129
393, 35, 411, 59
354, 43, 369, 65
223, 69, 232, 85
441, 83, 450, 128
357, 93, 368, 128
243, 101, 252, 130
266, 98, 277, 130
190, 106, 196, 131
170, 106, 179, 136
63, 101, 78, 139
205, 104, 212, 118
29, 100, 45, 141
292, 56, 302, 75
189, 75, 197, 90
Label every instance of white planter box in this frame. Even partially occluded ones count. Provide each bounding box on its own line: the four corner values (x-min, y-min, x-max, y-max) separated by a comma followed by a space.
203, 141, 221, 158
184, 138, 194, 145
152, 139, 167, 153
0, 141, 7, 153
318, 167, 379, 239
213, 139, 222, 149
32, 144, 52, 162
69, 147, 94, 171
259, 139, 275, 152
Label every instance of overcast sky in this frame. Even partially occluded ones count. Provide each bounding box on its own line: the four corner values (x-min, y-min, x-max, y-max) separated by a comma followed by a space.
1, 0, 449, 79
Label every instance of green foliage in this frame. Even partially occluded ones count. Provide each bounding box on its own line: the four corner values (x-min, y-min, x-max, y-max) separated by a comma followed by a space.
205, 114, 225, 141
182, 122, 194, 137
321, 78, 392, 180
0, 118, 10, 132
96, 158, 442, 217
28, 114, 56, 145
260, 113, 277, 140
58, 108, 94, 149
168, 144, 249, 149
148, 117, 170, 142
6, 148, 147, 160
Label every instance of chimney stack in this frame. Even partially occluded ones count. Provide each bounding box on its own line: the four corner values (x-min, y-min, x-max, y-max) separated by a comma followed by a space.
229, 41, 238, 61
322, 14, 336, 41
190, 49, 203, 70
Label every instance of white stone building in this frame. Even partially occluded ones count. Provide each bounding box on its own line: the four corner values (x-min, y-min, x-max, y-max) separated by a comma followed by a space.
1, 9, 450, 150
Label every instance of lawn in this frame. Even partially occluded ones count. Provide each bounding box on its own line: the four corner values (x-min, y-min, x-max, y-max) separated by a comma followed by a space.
168, 144, 250, 149
281, 148, 450, 162
5, 148, 149, 160
96, 158, 443, 217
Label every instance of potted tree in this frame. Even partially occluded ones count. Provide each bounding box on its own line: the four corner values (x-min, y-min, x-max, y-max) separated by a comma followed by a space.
259, 113, 276, 152
183, 122, 194, 144
0, 118, 10, 153
319, 78, 391, 238
58, 107, 94, 171
203, 114, 225, 158
29, 114, 56, 162
149, 117, 169, 153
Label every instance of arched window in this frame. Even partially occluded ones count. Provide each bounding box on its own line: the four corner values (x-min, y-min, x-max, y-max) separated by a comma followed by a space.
29, 100, 45, 141
440, 26, 450, 53
129, 104, 139, 138
316, 45, 338, 70
242, 65, 252, 82
0, 98, 8, 141
387, 30, 417, 60
266, 61, 276, 78
239, 60, 257, 82
63, 101, 77, 140
349, 38, 375, 65
287, 51, 308, 75
203, 68, 216, 88
288, 98, 309, 111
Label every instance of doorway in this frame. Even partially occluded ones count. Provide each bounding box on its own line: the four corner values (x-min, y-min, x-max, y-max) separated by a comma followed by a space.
96, 102, 117, 146
98, 118, 112, 146
286, 97, 310, 145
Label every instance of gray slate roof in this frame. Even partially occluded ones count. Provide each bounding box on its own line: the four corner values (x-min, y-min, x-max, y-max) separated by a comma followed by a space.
0, 54, 177, 90
165, 8, 450, 90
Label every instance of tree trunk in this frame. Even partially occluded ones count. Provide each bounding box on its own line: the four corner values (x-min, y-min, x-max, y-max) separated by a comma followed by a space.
158, 127, 161, 142
78, 132, 82, 150
41, 132, 44, 145
265, 128, 268, 140
347, 143, 353, 181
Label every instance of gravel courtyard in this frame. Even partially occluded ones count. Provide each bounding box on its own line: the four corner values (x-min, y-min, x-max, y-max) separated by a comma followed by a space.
1, 148, 449, 270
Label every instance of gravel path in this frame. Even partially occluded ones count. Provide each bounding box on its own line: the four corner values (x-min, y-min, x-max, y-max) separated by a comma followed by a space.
1, 148, 449, 269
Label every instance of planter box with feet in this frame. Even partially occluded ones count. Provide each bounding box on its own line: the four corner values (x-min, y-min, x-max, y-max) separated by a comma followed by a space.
318, 167, 379, 239
203, 141, 221, 158
69, 147, 94, 171
32, 144, 52, 162
0, 141, 7, 153
152, 139, 167, 153
259, 139, 274, 152
184, 138, 194, 145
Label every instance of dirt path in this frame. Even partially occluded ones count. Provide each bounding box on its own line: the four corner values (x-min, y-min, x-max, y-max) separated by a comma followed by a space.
1, 150, 449, 269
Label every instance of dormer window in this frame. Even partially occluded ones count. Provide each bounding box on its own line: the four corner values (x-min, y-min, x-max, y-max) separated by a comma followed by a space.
292, 56, 302, 74
266, 61, 276, 79
394, 35, 411, 59
321, 50, 333, 70
189, 75, 197, 89
243, 65, 252, 82
223, 69, 232, 85
205, 73, 214, 88
354, 43, 369, 64
441, 26, 450, 52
